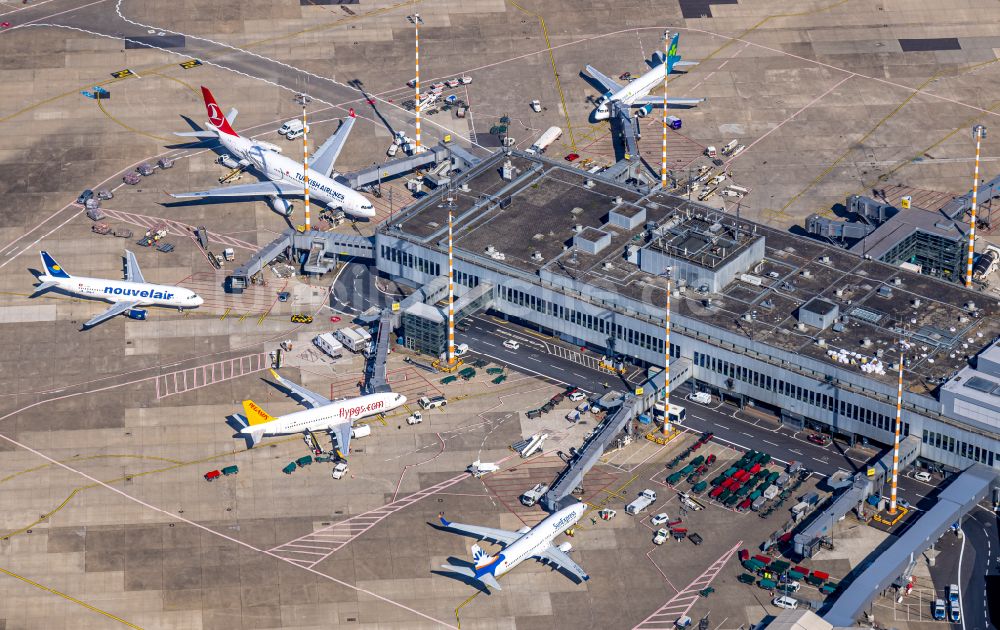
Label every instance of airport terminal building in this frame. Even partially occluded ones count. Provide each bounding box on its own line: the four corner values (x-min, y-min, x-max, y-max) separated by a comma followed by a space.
373, 151, 1000, 471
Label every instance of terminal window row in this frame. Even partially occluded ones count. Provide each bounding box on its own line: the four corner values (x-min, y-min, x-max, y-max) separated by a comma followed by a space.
380, 246, 441, 278
693, 352, 910, 437
922, 429, 996, 466
499, 285, 666, 353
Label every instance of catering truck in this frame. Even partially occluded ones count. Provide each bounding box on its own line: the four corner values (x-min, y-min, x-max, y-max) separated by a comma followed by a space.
626, 489, 658, 515
336, 327, 372, 353
525, 126, 562, 155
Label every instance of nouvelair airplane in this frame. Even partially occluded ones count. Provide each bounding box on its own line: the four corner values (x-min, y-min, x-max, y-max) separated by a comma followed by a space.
586, 32, 704, 121
170, 87, 376, 219
33, 251, 203, 328
238, 369, 406, 456
438, 502, 590, 591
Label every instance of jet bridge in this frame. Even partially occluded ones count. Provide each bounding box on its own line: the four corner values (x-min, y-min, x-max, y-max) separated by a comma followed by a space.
227, 229, 374, 291
539, 364, 691, 512
363, 309, 394, 394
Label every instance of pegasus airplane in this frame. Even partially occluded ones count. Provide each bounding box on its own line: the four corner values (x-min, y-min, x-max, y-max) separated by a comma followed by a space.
170, 87, 375, 219
32, 251, 203, 328
438, 502, 589, 591
586, 32, 704, 121
238, 369, 406, 456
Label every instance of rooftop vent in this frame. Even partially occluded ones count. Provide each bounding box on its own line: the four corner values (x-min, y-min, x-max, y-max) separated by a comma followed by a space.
573, 224, 584, 233
533, 233, 545, 241
602, 262, 614, 270
912, 298, 921, 308
585, 179, 595, 189
966, 300, 977, 311
892, 277, 902, 286
531, 251, 544, 262
571, 207, 584, 215
801, 269, 812, 278
877, 286, 893, 298
460, 182, 471, 192
613, 196, 623, 205
861, 337, 872, 348
820, 255, 831, 264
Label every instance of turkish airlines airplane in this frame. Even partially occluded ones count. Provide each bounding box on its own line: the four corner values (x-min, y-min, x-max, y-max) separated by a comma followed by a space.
171, 87, 376, 219
33, 250, 203, 328
238, 369, 406, 456
438, 502, 590, 591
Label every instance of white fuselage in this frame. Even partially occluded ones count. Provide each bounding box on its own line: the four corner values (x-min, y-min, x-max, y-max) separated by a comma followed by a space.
487, 503, 585, 578
241, 392, 406, 437
216, 132, 376, 218
594, 64, 666, 120
38, 274, 202, 309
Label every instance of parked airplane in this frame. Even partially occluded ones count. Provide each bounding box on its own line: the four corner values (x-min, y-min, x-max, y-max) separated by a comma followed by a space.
238, 369, 406, 456
438, 502, 589, 591
586, 32, 704, 121
32, 250, 203, 328
170, 87, 376, 219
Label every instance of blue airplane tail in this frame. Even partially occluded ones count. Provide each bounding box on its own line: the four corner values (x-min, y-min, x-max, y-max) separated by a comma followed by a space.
40, 251, 71, 279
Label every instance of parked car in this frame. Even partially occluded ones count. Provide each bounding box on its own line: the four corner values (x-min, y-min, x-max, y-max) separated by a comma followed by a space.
329, 315, 341, 323
933, 599, 946, 621
653, 528, 669, 545
565, 153, 580, 162
503, 339, 520, 350
689, 533, 704, 545
650, 512, 669, 526
332, 462, 348, 479
291, 314, 313, 324
76, 189, 94, 205
949, 603, 961, 623
772, 596, 798, 610
914, 471, 932, 482
568, 390, 586, 402
277, 292, 290, 302
807, 433, 829, 446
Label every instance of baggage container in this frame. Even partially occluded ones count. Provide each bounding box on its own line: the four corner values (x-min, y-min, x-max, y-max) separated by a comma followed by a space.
296, 456, 313, 467
204, 470, 221, 481
222, 465, 239, 476
282, 462, 296, 474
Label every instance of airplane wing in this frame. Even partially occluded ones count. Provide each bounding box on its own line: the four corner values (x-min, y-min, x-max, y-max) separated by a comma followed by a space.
124, 250, 145, 283
585, 65, 624, 93
329, 423, 351, 458
437, 516, 520, 547
170, 180, 302, 200
173, 130, 219, 139
534, 544, 590, 583
269, 369, 332, 408
311, 113, 356, 178
631, 95, 706, 107
84, 301, 138, 328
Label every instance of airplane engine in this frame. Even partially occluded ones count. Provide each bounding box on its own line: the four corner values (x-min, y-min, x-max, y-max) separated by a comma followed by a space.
558, 542, 572, 553
254, 140, 282, 154
269, 195, 293, 216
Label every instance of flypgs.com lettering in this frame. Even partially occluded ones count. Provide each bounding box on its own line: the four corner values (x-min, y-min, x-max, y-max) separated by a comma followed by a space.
104, 287, 175, 300
337, 399, 385, 419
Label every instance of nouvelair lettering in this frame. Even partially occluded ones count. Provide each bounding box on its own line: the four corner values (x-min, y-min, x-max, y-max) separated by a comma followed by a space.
104, 287, 174, 300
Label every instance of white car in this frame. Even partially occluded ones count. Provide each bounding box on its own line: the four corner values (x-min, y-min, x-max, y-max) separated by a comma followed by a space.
772, 596, 798, 610
782, 581, 801, 593
650, 512, 670, 526
914, 471, 932, 482
568, 391, 586, 402
530, 99, 542, 112
503, 339, 520, 350
406, 412, 423, 425
332, 462, 348, 479
653, 528, 669, 545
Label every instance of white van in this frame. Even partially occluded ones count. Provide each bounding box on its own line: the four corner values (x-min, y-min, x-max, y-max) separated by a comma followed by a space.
313, 333, 344, 359
278, 119, 301, 135
418, 396, 448, 410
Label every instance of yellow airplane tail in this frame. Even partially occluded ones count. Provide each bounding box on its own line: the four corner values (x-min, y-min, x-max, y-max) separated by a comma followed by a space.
242, 400, 274, 426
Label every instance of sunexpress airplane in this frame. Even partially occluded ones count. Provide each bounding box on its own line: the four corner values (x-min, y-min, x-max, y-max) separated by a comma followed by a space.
33, 250, 203, 328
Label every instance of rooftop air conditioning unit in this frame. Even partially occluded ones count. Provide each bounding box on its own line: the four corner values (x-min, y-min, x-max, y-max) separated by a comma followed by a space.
531, 251, 544, 262
573, 224, 584, 233
613, 196, 623, 204
585, 180, 595, 189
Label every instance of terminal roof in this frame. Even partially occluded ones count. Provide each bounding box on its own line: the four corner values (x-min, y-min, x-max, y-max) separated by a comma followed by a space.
387, 153, 1000, 392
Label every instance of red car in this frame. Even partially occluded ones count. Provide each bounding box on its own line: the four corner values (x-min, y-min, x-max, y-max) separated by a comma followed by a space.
808, 433, 830, 446
329, 315, 341, 323
0, 22, 10, 29
565, 153, 580, 162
